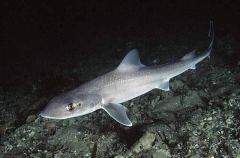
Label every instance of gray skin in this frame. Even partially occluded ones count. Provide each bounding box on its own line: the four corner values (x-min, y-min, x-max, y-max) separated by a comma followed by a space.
40, 22, 214, 126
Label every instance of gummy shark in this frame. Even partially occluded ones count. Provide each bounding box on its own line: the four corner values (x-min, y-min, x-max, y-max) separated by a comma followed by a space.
40, 22, 214, 126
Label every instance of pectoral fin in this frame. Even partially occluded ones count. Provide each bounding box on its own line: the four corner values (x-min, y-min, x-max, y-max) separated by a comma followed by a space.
102, 103, 132, 126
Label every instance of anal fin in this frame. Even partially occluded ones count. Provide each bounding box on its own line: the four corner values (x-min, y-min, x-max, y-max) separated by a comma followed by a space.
156, 80, 170, 91
190, 65, 196, 69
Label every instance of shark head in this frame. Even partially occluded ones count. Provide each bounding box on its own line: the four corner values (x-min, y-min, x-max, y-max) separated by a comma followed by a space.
40, 93, 102, 119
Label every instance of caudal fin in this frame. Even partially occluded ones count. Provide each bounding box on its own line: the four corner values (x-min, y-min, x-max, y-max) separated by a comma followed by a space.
208, 21, 214, 49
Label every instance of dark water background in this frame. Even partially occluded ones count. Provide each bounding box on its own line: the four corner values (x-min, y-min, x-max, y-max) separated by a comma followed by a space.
1, 1, 239, 89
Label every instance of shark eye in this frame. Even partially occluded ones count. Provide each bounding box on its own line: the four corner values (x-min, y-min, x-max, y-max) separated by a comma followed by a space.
78, 103, 82, 107
66, 103, 76, 111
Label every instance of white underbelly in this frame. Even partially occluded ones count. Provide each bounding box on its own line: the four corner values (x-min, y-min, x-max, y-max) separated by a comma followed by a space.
111, 78, 160, 104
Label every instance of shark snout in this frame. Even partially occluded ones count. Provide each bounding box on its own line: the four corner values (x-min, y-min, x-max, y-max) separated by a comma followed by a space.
40, 106, 60, 119
40, 100, 67, 119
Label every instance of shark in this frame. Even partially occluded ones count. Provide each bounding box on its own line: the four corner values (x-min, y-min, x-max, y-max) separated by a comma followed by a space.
40, 22, 214, 126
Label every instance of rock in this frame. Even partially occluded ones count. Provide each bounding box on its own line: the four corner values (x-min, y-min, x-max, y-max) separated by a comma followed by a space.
114, 155, 125, 158
62, 119, 69, 127
33, 132, 41, 140
42, 121, 58, 131
154, 90, 202, 113
26, 115, 37, 123
132, 132, 155, 154
152, 149, 171, 158
50, 125, 87, 151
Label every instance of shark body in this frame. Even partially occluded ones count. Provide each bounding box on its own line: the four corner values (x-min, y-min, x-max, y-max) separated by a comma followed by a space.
40, 22, 214, 126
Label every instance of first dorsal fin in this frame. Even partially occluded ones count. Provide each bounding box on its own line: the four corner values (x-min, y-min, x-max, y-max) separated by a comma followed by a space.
116, 49, 145, 72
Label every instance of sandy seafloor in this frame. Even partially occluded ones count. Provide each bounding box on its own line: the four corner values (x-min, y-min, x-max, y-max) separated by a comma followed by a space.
1, 26, 240, 158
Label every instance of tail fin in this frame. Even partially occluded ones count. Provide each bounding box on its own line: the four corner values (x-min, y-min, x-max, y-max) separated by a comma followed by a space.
208, 21, 214, 49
